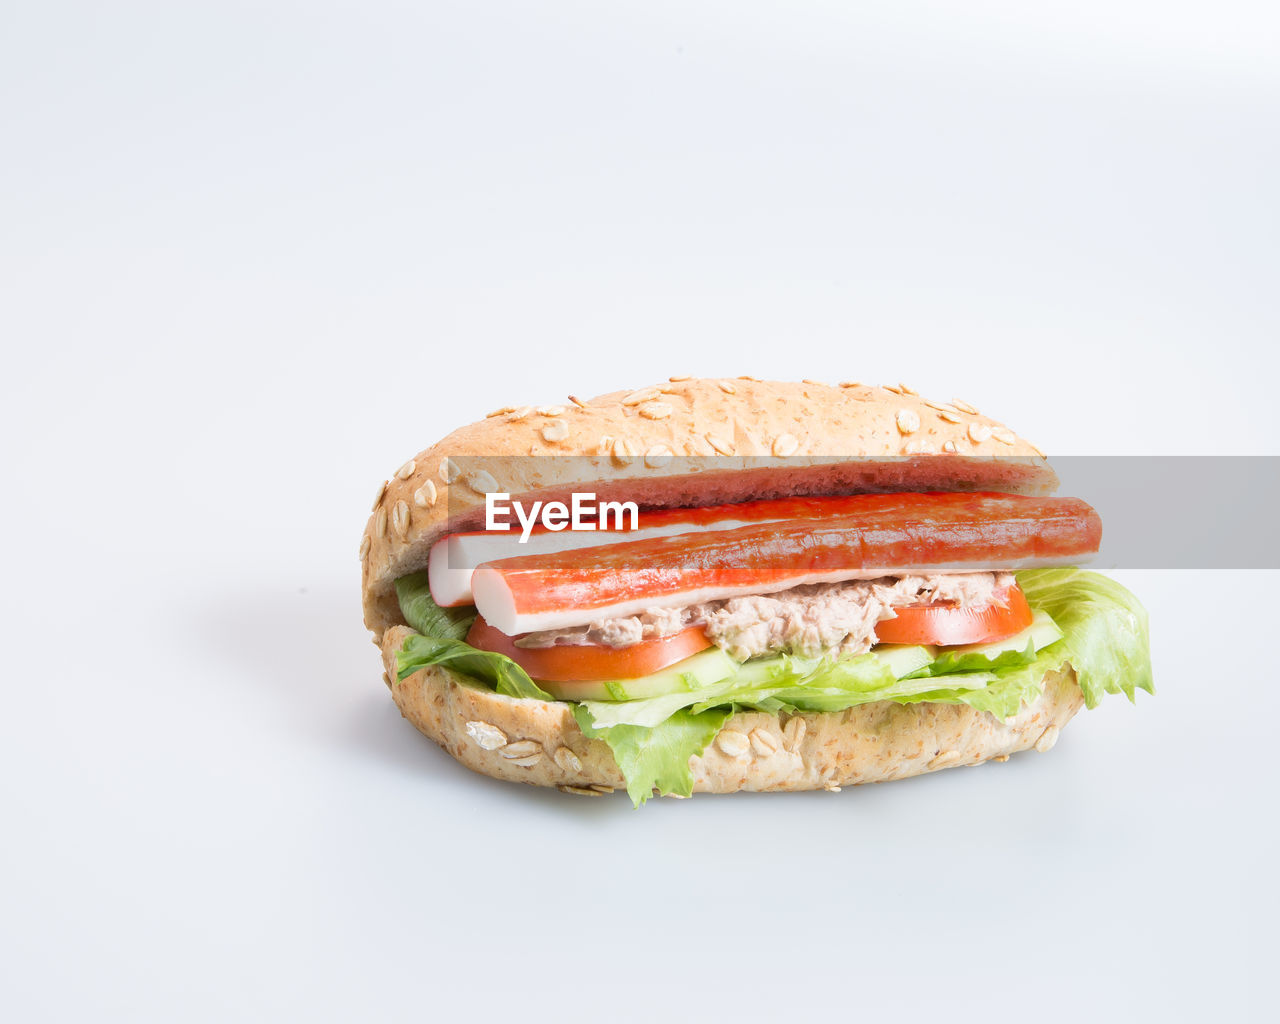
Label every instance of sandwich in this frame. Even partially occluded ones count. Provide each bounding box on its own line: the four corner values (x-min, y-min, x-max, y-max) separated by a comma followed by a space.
361, 377, 1152, 804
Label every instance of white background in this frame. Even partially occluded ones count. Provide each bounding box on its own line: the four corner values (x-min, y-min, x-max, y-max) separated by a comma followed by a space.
2, 2, 1277, 1021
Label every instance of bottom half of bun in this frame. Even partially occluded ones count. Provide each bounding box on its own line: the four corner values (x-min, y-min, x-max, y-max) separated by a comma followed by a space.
379, 625, 1084, 796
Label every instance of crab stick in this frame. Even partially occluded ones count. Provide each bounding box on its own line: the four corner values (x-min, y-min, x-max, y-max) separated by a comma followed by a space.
470, 492, 1101, 634
431, 494, 933, 607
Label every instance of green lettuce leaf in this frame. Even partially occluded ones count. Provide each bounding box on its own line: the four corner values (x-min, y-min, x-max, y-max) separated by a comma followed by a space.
1015, 568, 1154, 707
392, 575, 551, 700
916, 641, 1039, 678
894, 657, 1054, 719
395, 571, 475, 640
578, 649, 1000, 729
573, 706, 731, 806
580, 651, 888, 728
396, 633, 553, 700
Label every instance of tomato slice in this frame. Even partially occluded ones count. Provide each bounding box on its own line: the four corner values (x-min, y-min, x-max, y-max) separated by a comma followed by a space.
466, 616, 713, 682
874, 583, 1034, 647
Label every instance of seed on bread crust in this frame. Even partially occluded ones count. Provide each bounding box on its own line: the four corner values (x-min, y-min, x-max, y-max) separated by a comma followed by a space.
772, 433, 800, 457
413, 480, 437, 507
391, 499, 410, 538
501, 740, 542, 759
466, 470, 499, 494
465, 721, 507, 750
639, 401, 673, 420
750, 729, 779, 756
1035, 725, 1061, 752
782, 717, 806, 752
553, 746, 583, 773
644, 445, 674, 468
541, 420, 570, 443
716, 730, 750, 758
611, 437, 636, 465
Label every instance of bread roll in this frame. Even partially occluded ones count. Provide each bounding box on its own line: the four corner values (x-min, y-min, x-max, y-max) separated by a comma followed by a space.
362, 377, 1072, 798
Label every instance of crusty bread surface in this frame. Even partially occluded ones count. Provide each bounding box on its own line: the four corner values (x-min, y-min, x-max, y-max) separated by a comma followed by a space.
380, 626, 1084, 797
361, 378, 1055, 639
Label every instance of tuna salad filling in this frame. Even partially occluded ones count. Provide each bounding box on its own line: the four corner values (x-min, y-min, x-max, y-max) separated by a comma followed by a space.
514, 572, 1014, 660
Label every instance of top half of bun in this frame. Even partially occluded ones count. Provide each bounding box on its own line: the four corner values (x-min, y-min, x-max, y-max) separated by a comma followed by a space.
360, 377, 1055, 638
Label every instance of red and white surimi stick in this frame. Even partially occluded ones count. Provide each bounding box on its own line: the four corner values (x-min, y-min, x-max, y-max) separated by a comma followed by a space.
428, 495, 889, 607
470, 492, 1102, 634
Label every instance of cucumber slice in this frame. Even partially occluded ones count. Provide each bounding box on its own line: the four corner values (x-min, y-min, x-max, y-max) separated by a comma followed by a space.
541, 647, 738, 702
948, 610, 1062, 659
556, 641, 938, 703
870, 644, 938, 679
